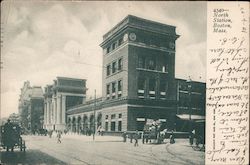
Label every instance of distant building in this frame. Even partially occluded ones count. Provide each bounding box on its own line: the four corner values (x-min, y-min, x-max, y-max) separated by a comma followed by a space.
18, 81, 44, 133
43, 77, 87, 131
175, 78, 206, 133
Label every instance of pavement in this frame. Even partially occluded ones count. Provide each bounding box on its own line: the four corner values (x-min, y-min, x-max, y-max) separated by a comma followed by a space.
0, 149, 66, 165
0, 134, 205, 165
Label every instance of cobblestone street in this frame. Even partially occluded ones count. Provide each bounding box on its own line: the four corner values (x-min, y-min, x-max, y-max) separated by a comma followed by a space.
1, 135, 204, 165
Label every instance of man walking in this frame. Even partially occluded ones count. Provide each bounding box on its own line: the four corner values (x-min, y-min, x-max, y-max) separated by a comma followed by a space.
134, 130, 139, 147
57, 131, 62, 143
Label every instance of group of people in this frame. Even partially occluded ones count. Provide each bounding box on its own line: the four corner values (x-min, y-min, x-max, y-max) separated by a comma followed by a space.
122, 130, 140, 147
47, 130, 63, 143
77, 126, 104, 136
122, 130, 176, 147
47, 126, 105, 144
189, 129, 205, 148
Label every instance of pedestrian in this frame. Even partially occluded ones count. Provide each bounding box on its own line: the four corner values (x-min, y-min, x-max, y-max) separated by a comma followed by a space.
134, 130, 139, 147
48, 130, 52, 138
57, 131, 62, 143
129, 133, 133, 143
122, 132, 127, 142
170, 130, 175, 144
189, 129, 195, 145
142, 131, 145, 144
100, 127, 104, 136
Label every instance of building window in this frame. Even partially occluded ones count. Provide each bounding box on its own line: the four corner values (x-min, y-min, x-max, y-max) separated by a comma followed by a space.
118, 58, 123, 71
118, 113, 122, 118
105, 122, 109, 131
111, 114, 116, 131
149, 78, 156, 91
160, 81, 166, 92
138, 77, 145, 98
111, 114, 116, 119
112, 42, 117, 50
162, 64, 168, 72
112, 61, 117, 73
111, 121, 116, 131
160, 81, 166, 99
107, 65, 111, 76
112, 82, 116, 99
148, 56, 156, 70
149, 78, 156, 99
106, 84, 110, 99
118, 80, 122, 98
118, 121, 122, 131
118, 38, 123, 46
138, 56, 146, 68
107, 47, 110, 54
105, 115, 109, 120
138, 77, 145, 90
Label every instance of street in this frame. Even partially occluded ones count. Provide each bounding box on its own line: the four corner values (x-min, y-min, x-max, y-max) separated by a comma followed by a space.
1, 135, 205, 165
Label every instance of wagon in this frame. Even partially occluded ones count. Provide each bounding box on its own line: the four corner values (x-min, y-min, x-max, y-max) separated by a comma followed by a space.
142, 119, 167, 144
0, 122, 26, 152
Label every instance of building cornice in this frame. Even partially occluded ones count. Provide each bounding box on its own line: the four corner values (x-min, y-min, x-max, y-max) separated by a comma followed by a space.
102, 15, 178, 43
100, 25, 179, 48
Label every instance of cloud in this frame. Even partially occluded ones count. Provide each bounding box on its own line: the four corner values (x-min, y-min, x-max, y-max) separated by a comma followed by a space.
175, 41, 206, 82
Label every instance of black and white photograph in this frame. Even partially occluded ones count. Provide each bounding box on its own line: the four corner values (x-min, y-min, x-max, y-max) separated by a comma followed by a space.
1, 1, 208, 165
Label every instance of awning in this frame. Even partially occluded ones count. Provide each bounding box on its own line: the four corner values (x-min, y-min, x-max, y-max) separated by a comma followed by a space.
136, 118, 146, 121
176, 114, 205, 122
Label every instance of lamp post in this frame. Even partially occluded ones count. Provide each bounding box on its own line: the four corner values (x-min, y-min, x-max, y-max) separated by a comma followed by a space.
186, 77, 192, 133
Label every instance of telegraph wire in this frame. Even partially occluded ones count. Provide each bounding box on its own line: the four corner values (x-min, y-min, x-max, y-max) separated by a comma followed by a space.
72, 59, 128, 72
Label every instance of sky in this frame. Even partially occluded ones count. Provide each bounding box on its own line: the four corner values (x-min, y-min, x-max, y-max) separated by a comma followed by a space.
1, 1, 207, 118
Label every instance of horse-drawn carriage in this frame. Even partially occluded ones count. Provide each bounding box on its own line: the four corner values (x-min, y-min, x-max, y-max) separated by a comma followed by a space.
0, 120, 26, 152
142, 119, 167, 144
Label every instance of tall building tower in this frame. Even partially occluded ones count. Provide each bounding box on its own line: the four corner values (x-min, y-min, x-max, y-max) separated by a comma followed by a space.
67, 15, 205, 133
100, 15, 179, 131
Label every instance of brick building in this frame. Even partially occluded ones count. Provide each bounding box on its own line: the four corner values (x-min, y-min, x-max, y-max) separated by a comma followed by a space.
67, 15, 188, 133
175, 78, 206, 133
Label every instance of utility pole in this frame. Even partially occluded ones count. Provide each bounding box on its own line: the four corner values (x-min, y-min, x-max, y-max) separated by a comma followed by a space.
187, 77, 192, 133
93, 89, 96, 141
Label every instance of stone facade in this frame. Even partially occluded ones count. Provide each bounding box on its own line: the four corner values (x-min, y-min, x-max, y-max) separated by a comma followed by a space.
43, 77, 87, 131
18, 81, 44, 133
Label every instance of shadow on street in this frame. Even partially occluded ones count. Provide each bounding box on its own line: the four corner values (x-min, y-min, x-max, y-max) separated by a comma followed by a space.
0, 149, 66, 165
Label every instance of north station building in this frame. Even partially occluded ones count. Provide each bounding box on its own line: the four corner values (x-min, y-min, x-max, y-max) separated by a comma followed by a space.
43, 77, 87, 131
63, 15, 206, 134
